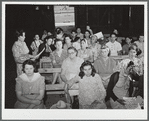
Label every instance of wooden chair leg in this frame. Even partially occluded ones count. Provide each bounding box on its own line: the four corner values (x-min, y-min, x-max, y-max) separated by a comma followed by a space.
64, 84, 72, 104
58, 74, 64, 84
52, 72, 58, 84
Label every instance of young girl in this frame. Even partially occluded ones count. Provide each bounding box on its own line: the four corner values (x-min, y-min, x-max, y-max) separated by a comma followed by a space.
77, 61, 106, 109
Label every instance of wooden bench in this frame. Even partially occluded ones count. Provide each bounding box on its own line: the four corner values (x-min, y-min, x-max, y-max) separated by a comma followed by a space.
38, 67, 65, 95
111, 55, 129, 64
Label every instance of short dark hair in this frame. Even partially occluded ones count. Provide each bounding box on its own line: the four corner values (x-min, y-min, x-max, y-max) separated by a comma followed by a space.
110, 33, 117, 37
85, 30, 91, 35
73, 37, 80, 43
43, 35, 54, 44
79, 61, 96, 79
126, 36, 133, 40
54, 39, 63, 45
101, 45, 111, 56
129, 43, 142, 56
33, 34, 40, 40
15, 29, 25, 37
45, 35, 54, 40
55, 27, 63, 34
64, 34, 72, 42
80, 39, 86, 43
22, 59, 38, 73
76, 27, 81, 31
84, 30, 91, 38
71, 30, 76, 33
67, 46, 78, 56
127, 61, 134, 69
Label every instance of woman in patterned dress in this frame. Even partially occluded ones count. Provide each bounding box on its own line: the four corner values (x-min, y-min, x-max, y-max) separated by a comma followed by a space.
12, 29, 37, 76
78, 61, 106, 109
61, 47, 84, 104
14, 59, 45, 109
116, 44, 143, 76
106, 44, 143, 109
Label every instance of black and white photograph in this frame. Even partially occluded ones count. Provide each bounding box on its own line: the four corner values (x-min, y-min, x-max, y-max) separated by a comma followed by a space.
2, 1, 148, 120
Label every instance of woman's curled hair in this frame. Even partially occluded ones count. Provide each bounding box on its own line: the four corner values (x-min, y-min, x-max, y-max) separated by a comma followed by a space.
129, 43, 142, 56
22, 59, 38, 73
15, 29, 25, 38
79, 61, 96, 79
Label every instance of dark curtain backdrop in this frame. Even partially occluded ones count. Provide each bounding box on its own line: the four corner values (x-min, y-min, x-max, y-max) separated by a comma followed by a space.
75, 5, 144, 36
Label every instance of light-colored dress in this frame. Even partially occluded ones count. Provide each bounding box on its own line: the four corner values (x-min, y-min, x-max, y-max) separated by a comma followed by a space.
14, 73, 45, 109
77, 48, 92, 61
79, 74, 106, 109
12, 41, 30, 76
110, 58, 143, 109
84, 38, 91, 48
61, 57, 84, 96
115, 58, 143, 75
94, 57, 116, 88
90, 43, 101, 61
110, 68, 130, 109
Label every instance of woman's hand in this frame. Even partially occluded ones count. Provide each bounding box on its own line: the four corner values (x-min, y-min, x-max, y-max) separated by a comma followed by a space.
31, 99, 41, 105
67, 79, 75, 89
67, 76, 80, 88
116, 99, 126, 105
91, 100, 100, 105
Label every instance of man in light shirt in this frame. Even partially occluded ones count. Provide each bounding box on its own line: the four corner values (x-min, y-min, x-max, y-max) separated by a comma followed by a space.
106, 33, 122, 56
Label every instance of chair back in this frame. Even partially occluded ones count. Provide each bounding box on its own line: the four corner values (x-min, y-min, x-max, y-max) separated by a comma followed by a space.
39, 57, 53, 68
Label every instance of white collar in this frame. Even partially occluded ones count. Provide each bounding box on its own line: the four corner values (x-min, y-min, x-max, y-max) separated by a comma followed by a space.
19, 72, 41, 82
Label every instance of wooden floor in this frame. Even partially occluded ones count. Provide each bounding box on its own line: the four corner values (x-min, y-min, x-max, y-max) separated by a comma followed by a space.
44, 94, 66, 109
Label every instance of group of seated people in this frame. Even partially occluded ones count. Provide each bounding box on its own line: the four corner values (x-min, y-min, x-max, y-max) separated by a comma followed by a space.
12, 26, 144, 109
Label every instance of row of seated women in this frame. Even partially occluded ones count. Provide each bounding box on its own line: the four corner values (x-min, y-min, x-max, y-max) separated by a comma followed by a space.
12, 28, 144, 75
13, 44, 144, 109
29, 27, 144, 58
